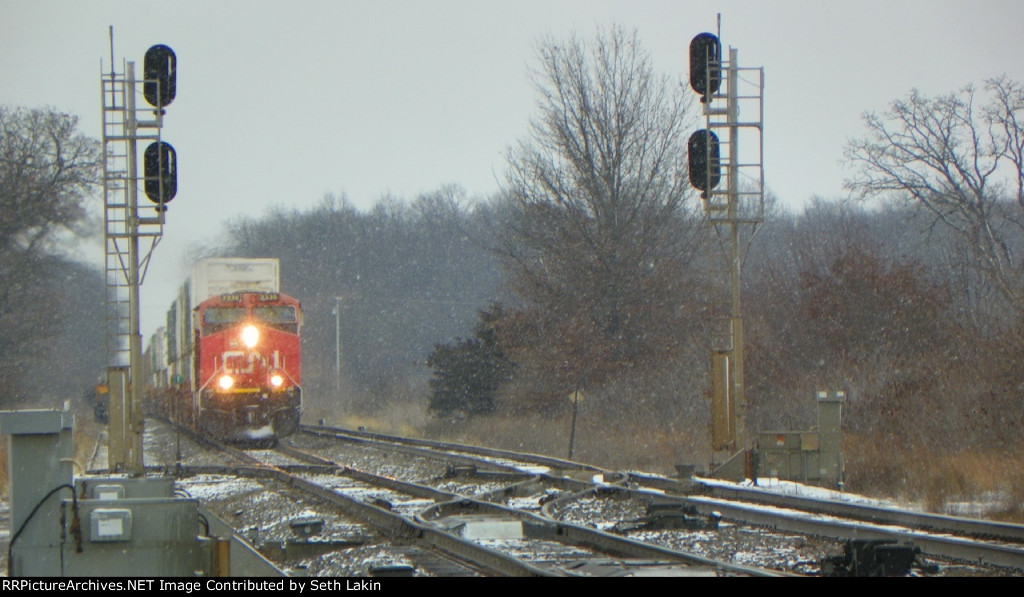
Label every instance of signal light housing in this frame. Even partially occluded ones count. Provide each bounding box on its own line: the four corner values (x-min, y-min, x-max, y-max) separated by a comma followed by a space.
143, 141, 177, 206
143, 44, 176, 108
689, 33, 721, 102
688, 129, 721, 194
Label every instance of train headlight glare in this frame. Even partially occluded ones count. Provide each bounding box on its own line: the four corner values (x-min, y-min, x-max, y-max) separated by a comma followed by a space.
218, 374, 234, 390
241, 325, 259, 348
270, 374, 284, 388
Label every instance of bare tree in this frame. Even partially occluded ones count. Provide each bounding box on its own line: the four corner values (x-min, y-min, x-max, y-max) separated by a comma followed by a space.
0, 106, 102, 402
844, 78, 1024, 313
0, 106, 100, 253
495, 26, 703, 393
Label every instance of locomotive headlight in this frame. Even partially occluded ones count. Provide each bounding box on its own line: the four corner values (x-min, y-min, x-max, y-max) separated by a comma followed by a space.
218, 374, 234, 390
241, 325, 259, 348
270, 373, 284, 388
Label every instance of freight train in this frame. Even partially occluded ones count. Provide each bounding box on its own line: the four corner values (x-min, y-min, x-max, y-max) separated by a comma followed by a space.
146, 258, 302, 442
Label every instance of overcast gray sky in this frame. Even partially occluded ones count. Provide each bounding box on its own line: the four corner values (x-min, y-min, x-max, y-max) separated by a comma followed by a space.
3, 0, 1024, 336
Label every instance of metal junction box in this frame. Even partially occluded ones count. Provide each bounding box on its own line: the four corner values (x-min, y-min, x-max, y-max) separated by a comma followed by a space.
1, 408, 284, 577
89, 509, 133, 542
753, 392, 844, 486
712, 392, 845, 487
62, 496, 210, 576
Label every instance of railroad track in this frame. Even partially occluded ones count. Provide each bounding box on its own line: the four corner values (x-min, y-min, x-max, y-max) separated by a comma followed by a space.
685, 482, 1024, 570
101, 420, 1023, 576
295, 424, 1024, 576
141, 420, 783, 576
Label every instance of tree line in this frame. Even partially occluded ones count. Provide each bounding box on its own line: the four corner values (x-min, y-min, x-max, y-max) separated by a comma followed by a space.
0, 106, 106, 406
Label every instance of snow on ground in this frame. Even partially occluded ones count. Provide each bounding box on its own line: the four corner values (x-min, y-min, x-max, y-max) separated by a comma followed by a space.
699, 476, 918, 509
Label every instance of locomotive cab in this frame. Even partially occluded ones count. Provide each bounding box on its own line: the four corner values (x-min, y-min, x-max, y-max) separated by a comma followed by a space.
195, 291, 302, 441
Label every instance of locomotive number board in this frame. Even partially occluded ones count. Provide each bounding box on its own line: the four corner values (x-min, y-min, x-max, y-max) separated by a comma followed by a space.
219, 292, 280, 302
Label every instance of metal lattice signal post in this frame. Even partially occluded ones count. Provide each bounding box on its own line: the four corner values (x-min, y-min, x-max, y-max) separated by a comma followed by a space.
101, 34, 176, 473
688, 33, 765, 456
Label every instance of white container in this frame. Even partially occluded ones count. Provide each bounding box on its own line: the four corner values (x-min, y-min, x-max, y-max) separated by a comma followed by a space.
189, 257, 280, 306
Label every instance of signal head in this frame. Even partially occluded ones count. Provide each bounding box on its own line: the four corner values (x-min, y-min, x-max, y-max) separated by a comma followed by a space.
688, 129, 721, 193
143, 141, 177, 205
144, 44, 176, 108
689, 33, 721, 101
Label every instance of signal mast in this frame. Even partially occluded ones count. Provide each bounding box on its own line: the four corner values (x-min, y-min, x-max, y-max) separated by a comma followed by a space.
686, 26, 765, 464
101, 29, 177, 473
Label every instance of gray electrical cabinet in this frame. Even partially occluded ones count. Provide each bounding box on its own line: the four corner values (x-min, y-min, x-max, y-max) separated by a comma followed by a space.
754, 392, 845, 487
1, 408, 284, 577
711, 391, 845, 488
61, 492, 212, 577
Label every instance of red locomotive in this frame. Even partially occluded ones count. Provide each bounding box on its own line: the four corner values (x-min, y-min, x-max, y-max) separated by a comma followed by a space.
148, 258, 302, 442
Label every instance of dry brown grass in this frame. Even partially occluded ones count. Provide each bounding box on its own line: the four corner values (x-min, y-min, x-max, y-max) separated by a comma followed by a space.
73, 413, 106, 471
844, 433, 1024, 521
418, 414, 1023, 518
420, 411, 710, 477
307, 396, 430, 440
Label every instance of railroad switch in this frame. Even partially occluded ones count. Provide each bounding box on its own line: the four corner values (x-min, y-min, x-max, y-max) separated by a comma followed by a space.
444, 465, 478, 478
820, 538, 935, 577
289, 516, 325, 537
368, 564, 416, 577
442, 464, 528, 482
613, 502, 720, 533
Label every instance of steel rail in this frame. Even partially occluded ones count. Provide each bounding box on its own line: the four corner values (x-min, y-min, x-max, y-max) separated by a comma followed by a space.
302, 423, 1024, 571
301, 424, 607, 474
295, 428, 785, 576
696, 481, 1024, 544
678, 493, 1024, 571
174, 466, 556, 576
165, 422, 558, 576
416, 491, 787, 577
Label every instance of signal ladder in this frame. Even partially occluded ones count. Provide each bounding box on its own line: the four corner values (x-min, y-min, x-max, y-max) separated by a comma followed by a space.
702, 53, 765, 352
101, 65, 164, 370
